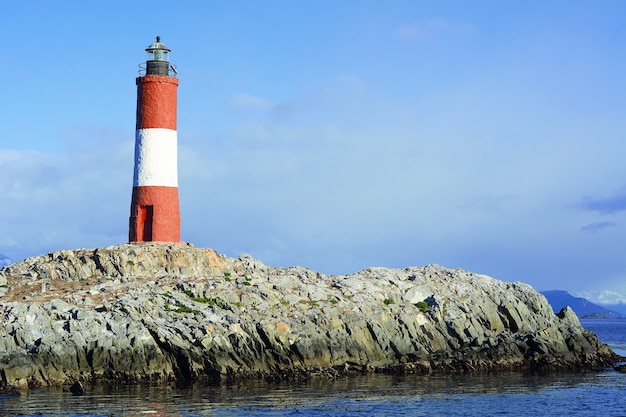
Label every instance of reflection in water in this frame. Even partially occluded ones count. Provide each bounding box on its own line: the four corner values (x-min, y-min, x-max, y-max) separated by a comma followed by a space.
2, 372, 626, 416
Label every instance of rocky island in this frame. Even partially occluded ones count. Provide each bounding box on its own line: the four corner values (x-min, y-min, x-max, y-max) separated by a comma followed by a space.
0, 244, 619, 390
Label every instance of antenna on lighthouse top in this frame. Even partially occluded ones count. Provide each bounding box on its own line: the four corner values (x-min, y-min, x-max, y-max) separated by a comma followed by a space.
143, 36, 175, 76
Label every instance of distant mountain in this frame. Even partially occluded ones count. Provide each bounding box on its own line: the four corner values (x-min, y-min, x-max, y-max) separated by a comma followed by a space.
0, 253, 12, 268
541, 290, 625, 318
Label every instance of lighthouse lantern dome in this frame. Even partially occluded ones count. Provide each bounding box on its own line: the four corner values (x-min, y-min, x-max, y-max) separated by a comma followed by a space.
144, 36, 172, 76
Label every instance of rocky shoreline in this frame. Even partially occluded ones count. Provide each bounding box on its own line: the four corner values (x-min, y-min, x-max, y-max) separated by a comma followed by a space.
0, 244, 620, 390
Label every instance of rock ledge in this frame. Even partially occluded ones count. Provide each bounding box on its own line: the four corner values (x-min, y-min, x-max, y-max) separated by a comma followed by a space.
0, 244, 619, 388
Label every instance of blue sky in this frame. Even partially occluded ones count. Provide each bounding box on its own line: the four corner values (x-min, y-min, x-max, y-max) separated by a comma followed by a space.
1, 1, 625, 304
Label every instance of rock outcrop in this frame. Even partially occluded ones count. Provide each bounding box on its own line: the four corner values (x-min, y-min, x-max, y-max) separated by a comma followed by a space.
0, 244, 619, 388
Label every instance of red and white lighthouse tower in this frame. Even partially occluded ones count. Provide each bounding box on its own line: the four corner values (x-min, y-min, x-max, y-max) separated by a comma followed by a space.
129, 36, 180, 243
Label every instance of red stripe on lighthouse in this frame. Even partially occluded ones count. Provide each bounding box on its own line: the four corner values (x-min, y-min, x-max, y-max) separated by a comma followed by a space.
136, 75, 178, 129
129, 70, 180, 243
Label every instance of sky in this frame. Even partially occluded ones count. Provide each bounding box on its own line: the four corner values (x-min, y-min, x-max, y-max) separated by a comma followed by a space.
1, 1, 625, 304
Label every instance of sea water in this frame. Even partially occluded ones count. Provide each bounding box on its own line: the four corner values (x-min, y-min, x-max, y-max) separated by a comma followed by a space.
1, 319, 625, 417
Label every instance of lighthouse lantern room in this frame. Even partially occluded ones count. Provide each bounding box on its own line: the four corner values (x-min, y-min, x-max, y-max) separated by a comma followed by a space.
144, 36, 171, 76
129, 36, 180, 243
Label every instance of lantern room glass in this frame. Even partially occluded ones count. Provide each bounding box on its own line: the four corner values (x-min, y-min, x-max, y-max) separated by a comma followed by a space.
147, 49, 169, 62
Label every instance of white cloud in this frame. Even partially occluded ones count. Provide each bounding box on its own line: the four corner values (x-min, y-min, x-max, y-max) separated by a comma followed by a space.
574, 290, 626, 306
0, 129, 132, 261
176, 72, 626, 290
227, 93, 274, 113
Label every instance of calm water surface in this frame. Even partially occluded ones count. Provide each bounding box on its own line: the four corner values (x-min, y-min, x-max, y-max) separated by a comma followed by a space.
1, 319, 625, 417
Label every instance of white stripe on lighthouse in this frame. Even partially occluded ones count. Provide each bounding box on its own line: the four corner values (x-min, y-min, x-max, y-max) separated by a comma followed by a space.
133, 128, 178, 187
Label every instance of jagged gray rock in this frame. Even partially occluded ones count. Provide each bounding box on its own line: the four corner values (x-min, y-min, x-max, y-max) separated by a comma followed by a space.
0, 244, 619, 388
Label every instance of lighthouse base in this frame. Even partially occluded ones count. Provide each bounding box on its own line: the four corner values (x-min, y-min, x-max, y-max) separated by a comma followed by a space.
129, 186, 180, 243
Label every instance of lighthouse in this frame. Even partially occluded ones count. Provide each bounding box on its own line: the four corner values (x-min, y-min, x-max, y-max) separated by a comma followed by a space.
129, 36, 180, 243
